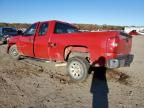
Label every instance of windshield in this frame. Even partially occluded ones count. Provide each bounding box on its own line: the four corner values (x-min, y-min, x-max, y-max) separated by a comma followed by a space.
3, 28, 17, 35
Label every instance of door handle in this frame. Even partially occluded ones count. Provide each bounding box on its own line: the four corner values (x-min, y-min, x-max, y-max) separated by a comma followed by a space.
48, 42, 56, 47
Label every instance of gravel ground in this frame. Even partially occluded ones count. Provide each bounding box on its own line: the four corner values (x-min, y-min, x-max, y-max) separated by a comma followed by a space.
0, 35, 144, 108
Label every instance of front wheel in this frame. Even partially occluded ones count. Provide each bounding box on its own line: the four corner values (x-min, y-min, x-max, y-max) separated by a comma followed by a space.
9, 45, 21, 60
67, 57, 90, 82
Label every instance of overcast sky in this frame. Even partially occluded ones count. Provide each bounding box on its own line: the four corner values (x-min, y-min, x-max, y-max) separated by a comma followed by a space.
0, 0, 144, 26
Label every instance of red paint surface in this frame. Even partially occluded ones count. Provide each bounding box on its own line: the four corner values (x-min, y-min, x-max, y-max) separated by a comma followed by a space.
8, 20, 132, 64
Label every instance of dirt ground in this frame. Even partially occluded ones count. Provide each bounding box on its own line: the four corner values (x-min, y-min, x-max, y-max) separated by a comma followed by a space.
0, 35, 144, 108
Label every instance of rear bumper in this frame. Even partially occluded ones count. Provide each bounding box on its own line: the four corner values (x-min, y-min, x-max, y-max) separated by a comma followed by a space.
106, 54, 134, 68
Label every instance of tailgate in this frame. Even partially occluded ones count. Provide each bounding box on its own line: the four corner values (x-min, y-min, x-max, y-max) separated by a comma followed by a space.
116, 32, 132, 55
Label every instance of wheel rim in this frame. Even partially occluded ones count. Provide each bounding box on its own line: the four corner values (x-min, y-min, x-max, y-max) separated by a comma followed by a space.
69, 61, 84, 80
11, 48, 18, 57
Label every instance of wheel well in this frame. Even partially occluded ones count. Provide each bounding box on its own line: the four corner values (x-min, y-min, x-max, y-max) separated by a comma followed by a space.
64, 46, 90, 61
7, 44, 15, 53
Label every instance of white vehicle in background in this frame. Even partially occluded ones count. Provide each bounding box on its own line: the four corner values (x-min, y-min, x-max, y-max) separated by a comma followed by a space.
124, 27, 144, 35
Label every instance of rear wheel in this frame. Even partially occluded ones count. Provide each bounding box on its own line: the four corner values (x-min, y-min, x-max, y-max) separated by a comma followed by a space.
9, 45, 20, 60
67, 57, 90, 82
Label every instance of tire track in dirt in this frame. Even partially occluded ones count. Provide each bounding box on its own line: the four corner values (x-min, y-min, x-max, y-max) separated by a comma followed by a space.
0, 44, 131, 86
21, 58, 131, 85
0, 44, 134, 108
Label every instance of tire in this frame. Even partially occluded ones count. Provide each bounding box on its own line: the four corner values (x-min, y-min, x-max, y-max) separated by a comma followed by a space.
67, 57, 90, 82
9, 45, 20, 60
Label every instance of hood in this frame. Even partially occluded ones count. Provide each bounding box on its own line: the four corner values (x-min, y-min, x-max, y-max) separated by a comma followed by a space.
8, 35, 20, 44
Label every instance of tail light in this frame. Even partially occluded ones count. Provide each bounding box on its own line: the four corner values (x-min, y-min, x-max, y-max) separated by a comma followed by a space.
107, 37, 119, 53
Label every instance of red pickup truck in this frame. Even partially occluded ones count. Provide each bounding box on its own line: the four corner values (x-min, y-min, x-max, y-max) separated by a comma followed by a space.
8, 20, 133, 82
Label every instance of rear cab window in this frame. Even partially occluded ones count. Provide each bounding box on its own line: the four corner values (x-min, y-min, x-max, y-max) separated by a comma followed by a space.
54, 22, 79, 34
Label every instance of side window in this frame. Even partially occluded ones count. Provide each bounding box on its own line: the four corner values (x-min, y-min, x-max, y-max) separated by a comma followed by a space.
39, 23, 48, 36
24, 24, 36, 36
54, 22, 66, 34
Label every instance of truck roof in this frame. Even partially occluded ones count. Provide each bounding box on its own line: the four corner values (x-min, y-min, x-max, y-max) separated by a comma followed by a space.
34, 20, 68, 24
35, 20, 77, 28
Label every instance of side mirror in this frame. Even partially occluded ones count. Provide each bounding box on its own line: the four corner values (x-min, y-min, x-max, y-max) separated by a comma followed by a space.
17, 30, 23, 35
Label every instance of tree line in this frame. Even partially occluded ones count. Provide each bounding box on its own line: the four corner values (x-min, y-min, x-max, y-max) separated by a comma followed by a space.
0, 23, 30, 29
74, 24, 124, 31
0, 22, 124, 31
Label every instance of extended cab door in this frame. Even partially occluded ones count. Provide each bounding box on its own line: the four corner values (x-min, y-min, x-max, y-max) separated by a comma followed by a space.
34, 22, 49, 59
48, 22, 79, 61
17, 23, 38, 57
